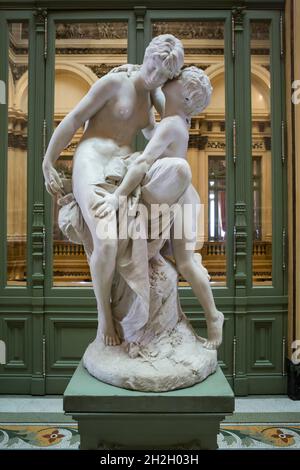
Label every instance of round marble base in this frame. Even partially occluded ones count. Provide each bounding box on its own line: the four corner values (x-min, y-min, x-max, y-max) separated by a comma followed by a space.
83, 317, 218, 392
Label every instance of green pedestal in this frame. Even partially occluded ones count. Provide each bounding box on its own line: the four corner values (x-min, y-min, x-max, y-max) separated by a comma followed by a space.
63, 360, 234, 450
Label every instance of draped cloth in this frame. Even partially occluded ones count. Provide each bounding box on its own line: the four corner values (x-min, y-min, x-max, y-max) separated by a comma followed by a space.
57, 154, 198, 348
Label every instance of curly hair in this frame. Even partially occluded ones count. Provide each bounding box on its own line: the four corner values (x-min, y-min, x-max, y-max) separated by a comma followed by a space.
178, 66, 213, 116
143, 34, 184, 79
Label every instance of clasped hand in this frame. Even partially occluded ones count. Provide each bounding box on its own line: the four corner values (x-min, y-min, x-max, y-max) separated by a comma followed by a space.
92, 192, 119, 218
43, 161, 64, 196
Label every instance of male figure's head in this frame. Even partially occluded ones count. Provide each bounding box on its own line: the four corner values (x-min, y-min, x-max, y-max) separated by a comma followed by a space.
140, 34, 184, 90
162, 66, 213, 116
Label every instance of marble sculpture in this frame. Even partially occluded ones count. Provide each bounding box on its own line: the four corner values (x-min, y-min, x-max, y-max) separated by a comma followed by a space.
42, 34, 224, 391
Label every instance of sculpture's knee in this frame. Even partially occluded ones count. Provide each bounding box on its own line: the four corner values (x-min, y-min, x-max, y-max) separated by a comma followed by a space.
173, 159, 192, 191
176, 259, 195, 280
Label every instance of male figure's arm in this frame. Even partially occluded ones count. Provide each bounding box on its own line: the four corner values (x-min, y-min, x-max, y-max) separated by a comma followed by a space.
93, 120, 173, 218
150, 87, 165, 117
142, 87, 165, 140
141, 108, 157, 141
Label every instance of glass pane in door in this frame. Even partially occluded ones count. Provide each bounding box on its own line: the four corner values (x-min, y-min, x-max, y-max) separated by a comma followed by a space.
52, 21, 128, 286
152, 21, 227, 285
7, 22, 29, 286
250, 21, 272, 285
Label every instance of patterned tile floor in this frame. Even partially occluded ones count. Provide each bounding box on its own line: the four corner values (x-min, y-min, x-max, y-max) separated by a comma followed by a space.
1, 423, 300, 449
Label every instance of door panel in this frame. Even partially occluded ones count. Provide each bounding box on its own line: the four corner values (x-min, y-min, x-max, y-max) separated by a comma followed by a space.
245, 12, 285, 296
250, 20, 273, 286
45, 315, 97, 391
45, 12, 135, 294
152, 19, 229, 287
51, 20, 130, 287
43, 12, 135, 391
146, 13, 235, 293
6, 22, 29, 286
0, 11, 44, 394
0, 6, 287, 395
1, 314, 31, 371
145, 11, 235, 380
233, 10, 287, 394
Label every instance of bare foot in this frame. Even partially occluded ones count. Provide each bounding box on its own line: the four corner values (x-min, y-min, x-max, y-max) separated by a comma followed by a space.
99, 318, 121, 346
103, 332, 121, 346
201, 311, 224, 350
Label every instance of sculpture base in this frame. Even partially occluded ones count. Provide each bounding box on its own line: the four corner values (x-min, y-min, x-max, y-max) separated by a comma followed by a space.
83, 317, 217, 392
63, 360, 234, 449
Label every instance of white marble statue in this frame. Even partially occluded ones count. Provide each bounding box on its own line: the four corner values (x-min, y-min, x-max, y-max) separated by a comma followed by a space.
102, 65, 224, 351
42, 35, 224, 391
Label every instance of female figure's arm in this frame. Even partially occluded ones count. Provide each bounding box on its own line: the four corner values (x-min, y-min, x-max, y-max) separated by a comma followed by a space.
42, 76, 119, 195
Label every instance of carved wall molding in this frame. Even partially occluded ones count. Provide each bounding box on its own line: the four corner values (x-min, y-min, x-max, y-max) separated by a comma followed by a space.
55, 22, 128, 40
8, 132, 27, 150
207, 141, 226, 150
189, 135, 208, 150
251, 48, 270, 56
263, 136, 272, 151
184, 48, 224, 55
250, 22, 270, 41
252, 141, 264, 150
152, 21, 224, 40
9, 60, 27, 82
55, 48, 127, 55
86, 63, 119, 78
8, 112, 28, 150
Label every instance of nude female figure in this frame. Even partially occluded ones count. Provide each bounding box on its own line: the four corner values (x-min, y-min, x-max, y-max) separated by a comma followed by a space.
42, 34, 187, 347
93, 67, 224, 350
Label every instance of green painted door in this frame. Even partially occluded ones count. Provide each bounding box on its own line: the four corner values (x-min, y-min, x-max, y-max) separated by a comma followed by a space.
0, 5, 287, 395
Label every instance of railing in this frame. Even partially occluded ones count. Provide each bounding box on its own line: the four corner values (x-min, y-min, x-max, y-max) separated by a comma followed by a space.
252, 240, 272, 256
202, 241, 226, 256
53, 240, 85, 257
7, 239, 273, 283
201, 240, 272, 257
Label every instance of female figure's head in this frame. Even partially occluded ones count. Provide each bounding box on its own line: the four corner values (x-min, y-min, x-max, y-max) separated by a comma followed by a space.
162, 66, 213, 117
140, 34, 184, 90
